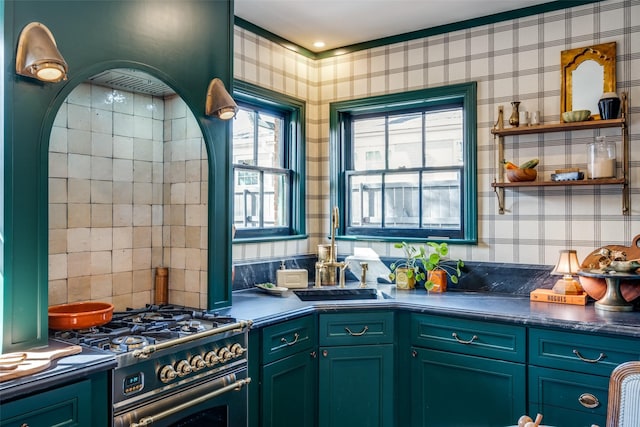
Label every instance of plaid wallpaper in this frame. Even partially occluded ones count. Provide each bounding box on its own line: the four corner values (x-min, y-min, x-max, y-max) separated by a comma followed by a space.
233, 0, 639, 267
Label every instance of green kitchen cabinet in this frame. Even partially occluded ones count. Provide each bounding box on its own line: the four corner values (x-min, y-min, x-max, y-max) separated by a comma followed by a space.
318, 311, 395, 427
0, 370, 109, 427
252, 315, 318, 427
528, 327, 640, 427
409, 313, 526, 426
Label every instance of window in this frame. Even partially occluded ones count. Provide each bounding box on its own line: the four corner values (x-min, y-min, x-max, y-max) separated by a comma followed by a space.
330, 82, 477, 243
232, 81, 306, 239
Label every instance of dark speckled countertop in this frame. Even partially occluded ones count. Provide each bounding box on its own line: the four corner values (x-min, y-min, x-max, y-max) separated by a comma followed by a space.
219, 284, 640, 338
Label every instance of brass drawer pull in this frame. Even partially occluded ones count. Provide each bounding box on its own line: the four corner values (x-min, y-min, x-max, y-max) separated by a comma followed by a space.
573, 349, 606, 363
578, 393, 600, 408
345, 325, 369, 336
281, 332, 300, 346
452, 332, 478, 344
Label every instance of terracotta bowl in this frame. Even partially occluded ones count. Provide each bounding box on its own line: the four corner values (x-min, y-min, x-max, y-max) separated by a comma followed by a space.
48, 301, 114, 330
506, 168, 537, 182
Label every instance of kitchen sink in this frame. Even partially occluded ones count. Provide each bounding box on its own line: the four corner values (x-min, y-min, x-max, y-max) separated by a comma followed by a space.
293, 288, 393, 301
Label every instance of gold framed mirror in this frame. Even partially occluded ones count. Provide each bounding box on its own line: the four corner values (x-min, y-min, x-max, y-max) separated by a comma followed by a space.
561, 42, 616, 121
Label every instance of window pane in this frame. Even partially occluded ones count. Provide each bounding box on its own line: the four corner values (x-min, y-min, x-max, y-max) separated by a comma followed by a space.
264, 172, 289, 227
384, 172, 420, 227
353, 117, 385, 171
233, 108, 255, 165
388, 113, 422, 169
233, 169, 261, 229
348, 174, 382, 227
425, 108, 463, 167
421, 170, 461, 230
256, 111, 283, 168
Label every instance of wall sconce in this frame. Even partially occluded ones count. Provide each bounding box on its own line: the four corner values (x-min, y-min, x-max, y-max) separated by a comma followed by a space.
16, 22, 68, 83
551, 249, 584, 295
205, 78, 238, 120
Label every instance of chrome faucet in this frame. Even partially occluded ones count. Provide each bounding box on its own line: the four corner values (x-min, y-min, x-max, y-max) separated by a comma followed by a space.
315, 206, 349, 288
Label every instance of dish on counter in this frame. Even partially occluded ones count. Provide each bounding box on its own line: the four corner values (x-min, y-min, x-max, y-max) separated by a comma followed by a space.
255, 283, 289, 296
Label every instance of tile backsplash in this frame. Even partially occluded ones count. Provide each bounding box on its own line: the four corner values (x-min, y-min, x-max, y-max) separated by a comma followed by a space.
48, 82, 208, 310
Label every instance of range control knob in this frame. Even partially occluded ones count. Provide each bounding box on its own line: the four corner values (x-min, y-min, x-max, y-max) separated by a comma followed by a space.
218, 347, 233, 362
175, 360, 193, 377
230, 343, 246, 357
190, 355, 206, 371
204, 350, 221, 366
159, 365, 178, 383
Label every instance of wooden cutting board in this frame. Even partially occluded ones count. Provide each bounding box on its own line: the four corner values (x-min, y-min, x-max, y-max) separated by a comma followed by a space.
0, 345, 82, 382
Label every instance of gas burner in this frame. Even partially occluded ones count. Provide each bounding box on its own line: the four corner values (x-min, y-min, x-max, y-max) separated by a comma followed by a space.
178, 320, 205, 335
111, 335, 153, 352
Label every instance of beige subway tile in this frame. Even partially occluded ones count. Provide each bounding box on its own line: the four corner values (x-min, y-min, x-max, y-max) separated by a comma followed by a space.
183, 292, 200, 309
68, 252, 91, 277
112, 249, 133, 272
185, 205, 201, 227
169, 268, 185, 291
151, 225, 163, 247
133, 269, 152, 292
113, 181, 133, 204
49, 204, 68, 229
185, 248, 201, 271
91, 204, 113, 227
133, 159, 153, 182
113, 204, 133, 226
170, 248, 186, 269
48, 279, 68, 306
185, 226, 201, 248
67, 228, 91, 252
151, 248, 163, 268
171, 226, 186, 248
171, 182, 186, 204
133, 205, 152, 226
200, 271, 208, 294
68, 276, 91, 302
111, 294, 133, 312
91, 228, 113, 252
48, 253, 68, 280
68, 203, 91, 228
134, 182, 153, 204
152, 205, 163, 226
170, 205, 185, 226
184, 270, 200, 293
133, 248, 151, 270
113, 226, 133, 249
185, 182, 200, 204
49, 229, 67, 254
91, 250, 112, 275
68, 178, 91, 203
170, 161, 186, 182
91, 180, 113, 204
168, 290, 185, 306
152, 182, 163, 205
49, 152, 68, 178
49, 178, 67, 203
133, 226, 152, 248
131, 291, 152, 308
112, 271, 133, 296
91, 274, 113, 299
185, 160, 201, 182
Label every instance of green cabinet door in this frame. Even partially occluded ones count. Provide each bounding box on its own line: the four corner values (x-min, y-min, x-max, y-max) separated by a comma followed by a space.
410, 347, 526, 427
318, 344, 394, 427
262, 350, 318, 427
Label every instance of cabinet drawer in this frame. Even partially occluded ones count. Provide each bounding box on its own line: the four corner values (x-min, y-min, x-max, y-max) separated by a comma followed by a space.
529, 366, 609, 421
529, 328, 640, 376
411, 313, 525, 362
319, 311, 394, 346
1, 379, 92, 427
262, 315, 316, 364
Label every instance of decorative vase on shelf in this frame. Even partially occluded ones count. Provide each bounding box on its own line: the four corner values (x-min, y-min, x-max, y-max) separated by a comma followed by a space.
509, 101, 520, 127
598, 92, 621, 120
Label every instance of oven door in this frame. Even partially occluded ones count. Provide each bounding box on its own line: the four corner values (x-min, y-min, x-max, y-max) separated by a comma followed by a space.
114, 368, 249, 427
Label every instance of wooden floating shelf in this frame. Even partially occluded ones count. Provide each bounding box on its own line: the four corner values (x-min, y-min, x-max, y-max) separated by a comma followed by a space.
492, 178, 625, 188
491, 118, 625, 137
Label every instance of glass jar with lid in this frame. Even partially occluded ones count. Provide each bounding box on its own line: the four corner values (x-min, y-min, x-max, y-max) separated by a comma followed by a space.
587, 136, 616, 179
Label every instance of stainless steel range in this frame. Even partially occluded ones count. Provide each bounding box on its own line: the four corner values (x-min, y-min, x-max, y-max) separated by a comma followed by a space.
53, 304, 252, 427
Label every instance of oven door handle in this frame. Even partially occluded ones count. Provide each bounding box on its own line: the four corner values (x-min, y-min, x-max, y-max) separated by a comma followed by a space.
129, 376, 251, 427
132, 320, 252, 358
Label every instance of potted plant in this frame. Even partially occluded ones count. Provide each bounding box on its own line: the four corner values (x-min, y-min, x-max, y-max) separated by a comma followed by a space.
422, 242, 464, 292
388, 242, 427, 290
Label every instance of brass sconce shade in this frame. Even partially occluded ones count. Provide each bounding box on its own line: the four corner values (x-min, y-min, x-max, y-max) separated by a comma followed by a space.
16, 22, 68, 83
551, 249, 583, 295
205, 78, 238, 120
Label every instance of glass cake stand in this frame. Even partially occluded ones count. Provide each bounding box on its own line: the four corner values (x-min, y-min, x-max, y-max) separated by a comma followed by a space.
578, 269, 640, 312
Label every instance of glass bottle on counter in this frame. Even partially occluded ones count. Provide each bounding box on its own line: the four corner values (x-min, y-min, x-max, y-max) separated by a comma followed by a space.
587, 136, 616, 179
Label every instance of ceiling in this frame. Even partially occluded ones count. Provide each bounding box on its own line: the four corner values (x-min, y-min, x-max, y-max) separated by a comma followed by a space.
234, 0, 556, 53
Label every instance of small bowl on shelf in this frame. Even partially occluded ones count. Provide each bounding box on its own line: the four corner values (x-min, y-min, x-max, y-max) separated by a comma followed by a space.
562, 110, 591, 123
506, 168, 537, 182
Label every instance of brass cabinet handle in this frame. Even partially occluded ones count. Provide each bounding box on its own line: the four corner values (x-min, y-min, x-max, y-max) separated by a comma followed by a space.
281, 332, 300, 346
573, 349, 606, 363
578, 393, 600, 408
345, 325, 369, 336
452, 332, 478, 344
